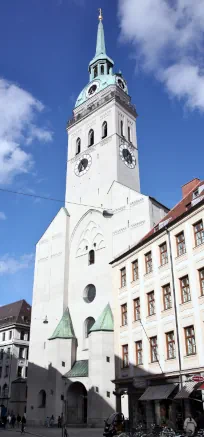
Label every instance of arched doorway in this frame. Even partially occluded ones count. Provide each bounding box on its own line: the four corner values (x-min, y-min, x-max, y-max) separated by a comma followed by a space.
66, 382, 87, 424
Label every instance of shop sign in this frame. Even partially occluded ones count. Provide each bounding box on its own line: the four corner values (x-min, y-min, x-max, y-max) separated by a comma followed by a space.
133, 377, 146, 388
191, 375, 204, 383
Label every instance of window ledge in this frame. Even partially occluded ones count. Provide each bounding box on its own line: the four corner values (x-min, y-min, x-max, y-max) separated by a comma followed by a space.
131, 279, 140, 286
184, 354, 197, 359
165, 357, 176, 361
198, 295, 204, 304
161, 308, 174, 318
175, 252, 187, 263
119, 286, 127, 293
193, 241, 204, 253
144, 271, 154, 280
158, 263, 169, 271
146, 314, 156, 320
179, 301, 193, 312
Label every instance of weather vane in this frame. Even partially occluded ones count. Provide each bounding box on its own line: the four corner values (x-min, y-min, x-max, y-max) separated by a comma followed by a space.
98, 8, 103, 21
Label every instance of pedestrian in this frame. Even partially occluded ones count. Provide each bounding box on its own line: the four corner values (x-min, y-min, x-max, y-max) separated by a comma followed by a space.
17, 414, 21, 428
11, 413, 16, 428
58, 415, 62, 428
21, 415, 26, 434
8, 414, 11, 428
184, 414, 197, 436
50, 415, 54, 427
2, 415, 7, 429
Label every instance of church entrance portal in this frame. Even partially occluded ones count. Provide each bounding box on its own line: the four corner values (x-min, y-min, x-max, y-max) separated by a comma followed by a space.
66, 382, 87, 424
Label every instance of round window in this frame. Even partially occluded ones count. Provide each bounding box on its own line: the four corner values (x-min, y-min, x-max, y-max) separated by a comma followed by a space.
83, 284, 96, 303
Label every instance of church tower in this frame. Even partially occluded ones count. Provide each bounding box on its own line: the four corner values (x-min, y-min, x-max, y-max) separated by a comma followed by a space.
27, 10, 168, 427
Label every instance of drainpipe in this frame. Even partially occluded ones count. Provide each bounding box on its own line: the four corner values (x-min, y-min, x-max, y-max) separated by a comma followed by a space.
166, 227, 183, 390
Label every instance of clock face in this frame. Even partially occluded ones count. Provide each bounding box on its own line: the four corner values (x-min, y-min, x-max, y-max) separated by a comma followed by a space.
119, 144, 136, 169
74, 154, 92, 177
116, 76, 127, 92
86, 81, 99, 98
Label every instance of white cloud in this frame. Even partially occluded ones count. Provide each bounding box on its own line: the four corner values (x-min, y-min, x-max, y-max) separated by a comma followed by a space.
0, 79, 53, 184
0, 253, 34, 275
0, 212, 6, 220
118, 0, 204, 111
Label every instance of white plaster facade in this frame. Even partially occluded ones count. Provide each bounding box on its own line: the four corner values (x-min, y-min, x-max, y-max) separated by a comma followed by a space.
27, 17, 168, 426
111, 183, 204, 427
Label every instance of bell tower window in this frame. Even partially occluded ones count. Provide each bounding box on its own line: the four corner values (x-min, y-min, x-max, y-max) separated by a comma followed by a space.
88, 129, 94, 147
102, 121, 108, 139
128, 126, 131, 143
120, 120, 124, 137
76, 137, 81, 155
89, 250, 95, 265
101, 65, 104, 75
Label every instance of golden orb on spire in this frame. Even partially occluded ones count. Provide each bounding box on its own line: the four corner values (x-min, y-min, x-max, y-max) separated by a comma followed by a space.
98, 8, 103, 21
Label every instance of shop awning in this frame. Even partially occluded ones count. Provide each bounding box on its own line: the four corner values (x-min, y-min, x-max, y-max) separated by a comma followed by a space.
174, 381, 197, 399
139, 384, 177, 401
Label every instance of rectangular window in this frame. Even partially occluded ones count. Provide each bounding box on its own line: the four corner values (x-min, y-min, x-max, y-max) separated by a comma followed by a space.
199, 268, 204, 296
62, 361, 65, 367
166, 331, 175, 359
7, 348, 10, 358
176, 231, 186, 256
150, 336, 158, 363
17, 366, 22, 378
5, 365, 9, 377
122, 344, 129, 368
107, 391, 110, 398
19, 347, 24, 359
135, 340, 143, 365
0, 367, 2, 378
120, 267, 126, 288
106, 356, 110, 363
95, 386, 99, 393
2, 333, 5, 341
185, 326, 196, 356
163, 284, 172, 310
160, 242, 168, 265
145, 251, 152, 274
25, 367, 28, 378
132, 259, 139, 281
133, 298, 140, 321
194, 220, 204, 247
9, 331, 12, 340
20, 331, 25, 341
0, 349, 3, 360
121, 304, 127, 326
26, 348, 29, 360
180, 275, 191, 303
147, 291, 155, 316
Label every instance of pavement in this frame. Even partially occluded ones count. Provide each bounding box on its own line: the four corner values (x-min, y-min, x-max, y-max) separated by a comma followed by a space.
0, 427, 104, 437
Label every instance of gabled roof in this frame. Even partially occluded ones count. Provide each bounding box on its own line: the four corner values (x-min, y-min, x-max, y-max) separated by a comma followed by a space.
111, 178, 204, 264
65, 360, 88, 378
0, 300, 31, 328
90, 303, 114, 332
49, 307, 75, 340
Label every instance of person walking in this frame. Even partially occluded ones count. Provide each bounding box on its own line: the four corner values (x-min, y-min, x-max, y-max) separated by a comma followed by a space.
184, 414, 197, 436
21, 415, 26, 434
17, 414, 21, 428
11, 414, 16, 428
58, 416, 62, 428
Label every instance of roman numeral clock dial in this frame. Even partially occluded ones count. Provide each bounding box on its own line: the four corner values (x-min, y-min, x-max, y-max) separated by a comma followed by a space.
119, 144, 136, 169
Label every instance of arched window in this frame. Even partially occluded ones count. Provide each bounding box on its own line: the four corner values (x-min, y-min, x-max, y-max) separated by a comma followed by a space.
2, 384, 8, 398
88, 250, 95, 265
84, 317, 95, 338
94, 67, 97, 78
88, 129, 94, 147
38, 389, 46, 408
128, 126, 131, 143
120, 120, 124, 137
101, 65, 104, 75
102, 121, 108, 139
76, 137, 81, 155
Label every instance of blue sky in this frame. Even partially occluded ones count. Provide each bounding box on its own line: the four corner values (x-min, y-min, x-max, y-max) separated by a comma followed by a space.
0, 0, 203, 306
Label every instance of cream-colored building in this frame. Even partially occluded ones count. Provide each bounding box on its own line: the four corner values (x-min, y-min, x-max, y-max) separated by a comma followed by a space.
111, 178, 204, 428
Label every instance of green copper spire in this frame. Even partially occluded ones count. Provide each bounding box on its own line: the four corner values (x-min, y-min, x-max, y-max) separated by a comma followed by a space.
95, 12, 106, 57
90, 303, 114, 333
49, 307, 76, 340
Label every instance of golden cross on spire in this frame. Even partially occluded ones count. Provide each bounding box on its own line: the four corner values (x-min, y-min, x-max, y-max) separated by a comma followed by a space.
98, 8, 103, 21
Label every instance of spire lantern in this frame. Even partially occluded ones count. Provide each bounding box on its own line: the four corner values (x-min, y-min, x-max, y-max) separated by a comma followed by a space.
88, 10, 114, 82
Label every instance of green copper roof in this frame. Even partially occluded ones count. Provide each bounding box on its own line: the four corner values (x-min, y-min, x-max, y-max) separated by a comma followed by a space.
90, 303, 114, 332
65, 360, 88, 378
89, 20, 114, 67
49, 307, 75, 340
